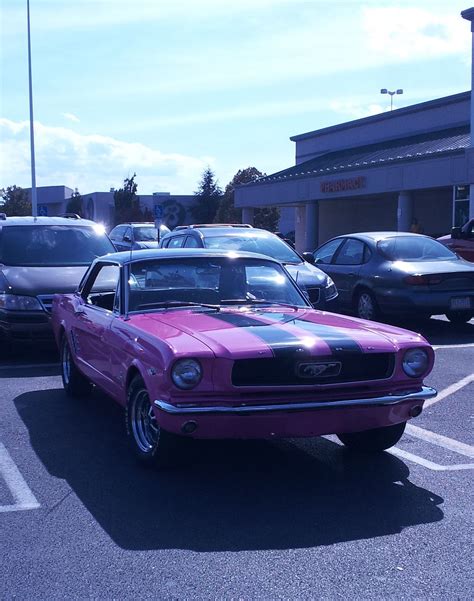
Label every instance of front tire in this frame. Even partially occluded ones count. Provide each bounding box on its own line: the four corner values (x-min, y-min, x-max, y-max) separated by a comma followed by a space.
125, 375, 181, 467
355, 289, 380, 321
445, 311, 473, 325
337, 421, 406, 452
61, 335, 92, 398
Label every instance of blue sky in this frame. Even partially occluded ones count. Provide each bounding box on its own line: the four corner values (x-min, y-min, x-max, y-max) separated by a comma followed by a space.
0, 0, 471, 196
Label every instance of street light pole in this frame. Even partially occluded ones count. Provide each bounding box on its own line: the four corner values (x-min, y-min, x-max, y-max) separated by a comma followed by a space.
27, 0, 37, 219
380, 88, 403, 111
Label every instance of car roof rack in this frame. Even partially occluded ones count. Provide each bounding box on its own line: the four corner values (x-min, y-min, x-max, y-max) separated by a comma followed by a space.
60, 213, 81, 219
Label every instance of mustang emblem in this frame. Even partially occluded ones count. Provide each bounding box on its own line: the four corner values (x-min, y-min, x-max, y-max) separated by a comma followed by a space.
297, 361, 342, 378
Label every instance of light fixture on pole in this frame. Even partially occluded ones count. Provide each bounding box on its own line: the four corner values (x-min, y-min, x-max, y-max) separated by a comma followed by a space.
27, 0, 37, 219
380, 88, 403, 111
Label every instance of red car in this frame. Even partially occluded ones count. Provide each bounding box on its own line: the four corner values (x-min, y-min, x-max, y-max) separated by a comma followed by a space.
52, 249, 436, 468
438, 219, 474, 262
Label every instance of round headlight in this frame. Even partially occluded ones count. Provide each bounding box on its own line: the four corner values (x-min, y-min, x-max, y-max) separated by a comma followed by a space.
171, 359, 202, 390
402, 348, 429, 378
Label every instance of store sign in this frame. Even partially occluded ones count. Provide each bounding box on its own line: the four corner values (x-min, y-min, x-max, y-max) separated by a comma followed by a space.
320, 176, 366, 193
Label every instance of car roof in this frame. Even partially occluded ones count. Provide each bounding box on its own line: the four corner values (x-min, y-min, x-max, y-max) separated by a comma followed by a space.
0, 216, 100, 227
165, 226, 274, 237
94, 248, 281, 265
329, 231, 432, 243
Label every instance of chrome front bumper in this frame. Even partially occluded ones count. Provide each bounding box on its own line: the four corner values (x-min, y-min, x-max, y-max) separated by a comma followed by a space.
154, 386, 437, 415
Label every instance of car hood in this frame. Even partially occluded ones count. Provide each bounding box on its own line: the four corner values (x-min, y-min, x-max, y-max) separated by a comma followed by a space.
284, 262, 328, 286
128, 307, 426, 359
0, 265, 88, 295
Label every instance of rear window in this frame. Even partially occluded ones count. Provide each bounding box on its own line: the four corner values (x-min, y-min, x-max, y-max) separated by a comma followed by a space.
0, 225, 115, 266
134, 226, 157, 241
377, 236, 457, 261
204, 233, 301, 263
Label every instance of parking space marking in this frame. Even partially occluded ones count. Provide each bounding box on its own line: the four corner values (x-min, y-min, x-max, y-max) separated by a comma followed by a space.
405, 424, 474, 458
0, 443, 40, 513
389, 447, 474, 471
433, 343, 474, 350
424, 373, 474, 408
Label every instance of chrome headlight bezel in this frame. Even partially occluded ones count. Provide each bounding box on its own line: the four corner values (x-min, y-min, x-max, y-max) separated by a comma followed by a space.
402, 348, 430, 378
0, 293, 43, 311
324, 276, 338, 301
171, 358, 203, 390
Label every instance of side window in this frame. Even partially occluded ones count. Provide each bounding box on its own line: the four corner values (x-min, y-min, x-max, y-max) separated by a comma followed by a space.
334, 239, 365, 265
83, 264, 120, 311
167, 236, 185, 248
110, 226, 125, 241
183, 236, 200, 248
314, 239, 343, 264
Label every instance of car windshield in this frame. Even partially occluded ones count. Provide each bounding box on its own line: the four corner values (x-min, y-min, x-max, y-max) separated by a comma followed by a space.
134, 226, 157, 241
203, 233, 300, 263
127, 257, 307, 311
377, 236, 458, 261
0, 225, 115, 266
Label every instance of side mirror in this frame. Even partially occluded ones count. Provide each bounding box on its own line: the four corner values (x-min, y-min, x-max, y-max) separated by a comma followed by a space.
302, 252, 315, 264
451, 227, 462, 239
123, 234, 132, 243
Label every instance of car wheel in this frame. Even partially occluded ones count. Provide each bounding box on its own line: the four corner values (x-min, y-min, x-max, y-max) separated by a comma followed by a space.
337, 421, 406, 452
356, 289, 379, 321
125, 375, 181, 467
445, 311, 473, 325
60, 335, 92, 398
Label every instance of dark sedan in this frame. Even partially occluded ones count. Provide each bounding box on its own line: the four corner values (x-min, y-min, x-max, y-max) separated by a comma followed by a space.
311, 232, 474, 324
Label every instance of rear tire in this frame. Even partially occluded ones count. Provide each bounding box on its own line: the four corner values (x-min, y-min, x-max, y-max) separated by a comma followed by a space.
445, 311, 473, 325
355, 289, 380, 321
337, 421, 406, 452
125, 375, 182, 468
61, 335, 92, 398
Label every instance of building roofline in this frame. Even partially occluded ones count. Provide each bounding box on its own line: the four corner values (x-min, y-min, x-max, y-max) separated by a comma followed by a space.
290, 91, 470, 142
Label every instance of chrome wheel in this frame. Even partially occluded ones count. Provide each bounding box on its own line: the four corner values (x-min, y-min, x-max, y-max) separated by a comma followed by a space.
357, 291, 376, 320
131, 388, 160, 453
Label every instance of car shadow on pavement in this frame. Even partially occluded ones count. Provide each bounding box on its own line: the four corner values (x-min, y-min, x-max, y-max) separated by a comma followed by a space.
15, 388, 444, 552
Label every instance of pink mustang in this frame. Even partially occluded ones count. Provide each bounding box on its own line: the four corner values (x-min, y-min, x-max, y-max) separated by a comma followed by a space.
52, 249, 437, 467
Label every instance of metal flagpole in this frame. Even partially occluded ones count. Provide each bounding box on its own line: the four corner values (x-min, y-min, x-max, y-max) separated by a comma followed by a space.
27, 0, 37, 219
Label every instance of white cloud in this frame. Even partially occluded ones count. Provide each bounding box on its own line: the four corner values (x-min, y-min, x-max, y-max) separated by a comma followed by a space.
329, 101, 389, 120
0, 118, 210, 194
362, 6, 470, 62
61, 112, 80, 123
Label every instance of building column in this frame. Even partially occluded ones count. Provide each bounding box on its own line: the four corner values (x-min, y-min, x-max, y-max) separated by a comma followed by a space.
295, 205, 307, 252
397, 191, 413, 231
462, 8, 474, 218
242, 207, 254, 225
305, 201, 319, 251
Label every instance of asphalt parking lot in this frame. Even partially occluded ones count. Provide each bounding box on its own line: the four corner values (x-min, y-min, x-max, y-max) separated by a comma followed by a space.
0, 316, 473, 600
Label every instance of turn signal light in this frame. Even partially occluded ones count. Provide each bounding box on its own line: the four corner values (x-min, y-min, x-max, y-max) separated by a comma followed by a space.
404, 275, 443, 286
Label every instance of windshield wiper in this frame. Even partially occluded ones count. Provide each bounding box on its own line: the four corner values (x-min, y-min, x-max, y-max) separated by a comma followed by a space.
135, 300, 220, 311
220, 299, 299, 309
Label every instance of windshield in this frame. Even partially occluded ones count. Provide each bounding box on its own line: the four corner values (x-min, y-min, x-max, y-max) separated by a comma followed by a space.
378, 236, 458, 261
203, 233, 301, 263
0, 225, 115, 266
134, 226, 158, 241
128, 257, 307, 311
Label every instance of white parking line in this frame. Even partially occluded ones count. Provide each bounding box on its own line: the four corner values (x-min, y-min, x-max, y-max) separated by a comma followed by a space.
433, 343, 474, 350
0, 443, 40, 513
406, 424, 474, 458
389, 447, 474, 471
424, 373, 474, 408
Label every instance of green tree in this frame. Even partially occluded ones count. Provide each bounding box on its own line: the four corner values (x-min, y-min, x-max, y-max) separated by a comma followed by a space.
113, 174, 143, 224
192, 167, 222, 223
0, 185, 32, 216
65, 188, 83, 217
216, 167, 280, 231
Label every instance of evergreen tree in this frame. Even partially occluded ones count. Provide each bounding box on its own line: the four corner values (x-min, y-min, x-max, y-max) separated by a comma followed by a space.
0, 185, 31, 216
65, 188, 83, 216
113, 174, 143, 224
192, 167, 222, 223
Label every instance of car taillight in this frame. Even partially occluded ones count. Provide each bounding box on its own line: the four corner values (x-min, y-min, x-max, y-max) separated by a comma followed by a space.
404, 275, 443, 286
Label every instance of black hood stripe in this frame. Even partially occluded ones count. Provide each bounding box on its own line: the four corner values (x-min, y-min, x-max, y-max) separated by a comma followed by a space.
293, 317, 362, 354
209, 312, 311, 359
